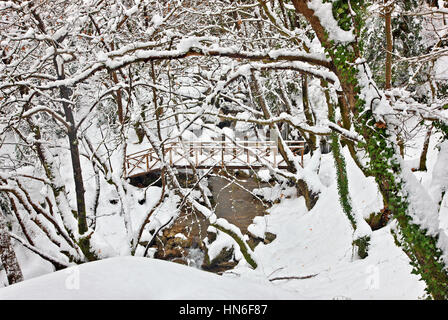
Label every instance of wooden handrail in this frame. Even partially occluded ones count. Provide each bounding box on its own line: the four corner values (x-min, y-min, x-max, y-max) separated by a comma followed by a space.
125, 140, 306, 177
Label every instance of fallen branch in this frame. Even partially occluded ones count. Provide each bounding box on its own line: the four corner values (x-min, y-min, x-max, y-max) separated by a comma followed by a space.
269, 274, 318, 281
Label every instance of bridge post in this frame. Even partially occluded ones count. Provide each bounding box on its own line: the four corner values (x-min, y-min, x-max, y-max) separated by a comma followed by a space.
221, 133, 225, 167
274, 147, 277, 167
301, 147, 304, 167
256, 140, 259, 164
244, 136, 249, 163
266, 130, 270, 156
195, 146, 199, 166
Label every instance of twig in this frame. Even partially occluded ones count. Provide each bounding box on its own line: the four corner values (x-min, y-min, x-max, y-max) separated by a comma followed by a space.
143, 216, 174, 257
269, 273, 318, 282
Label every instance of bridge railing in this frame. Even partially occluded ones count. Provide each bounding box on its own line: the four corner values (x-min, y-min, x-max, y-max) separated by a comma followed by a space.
125, 140, 305, 178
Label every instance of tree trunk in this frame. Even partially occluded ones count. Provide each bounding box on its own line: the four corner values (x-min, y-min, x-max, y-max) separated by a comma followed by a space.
250, 71, 319, 210
54, 59, 88, 236
55, 58, 93, 261
249, 72, 295, 171
418, 125, 433, 171
61, 91, 88, 236
0, 212, 23, 285
384, 0, 393, 90
302, 75, 317, 153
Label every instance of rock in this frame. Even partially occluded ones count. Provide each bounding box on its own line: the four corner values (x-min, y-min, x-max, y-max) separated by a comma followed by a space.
171, 258, 188, 266
153, 216, 205, 263
154, 248, 185, 260
264, 232, 277, 244
235, 170, 251, 179
129, 170, 163, 188
214, 261, 238, 273
206, 230, 217, 243
211, 246, 234, 265
247, 231, 263, 250
246, 231, 276, 249
138, 241, 149, 247
172, 236, 192, 247
202, 246, 236, 272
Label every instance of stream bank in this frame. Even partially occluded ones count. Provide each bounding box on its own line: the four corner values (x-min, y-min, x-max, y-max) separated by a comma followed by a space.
136, 170, 274, 272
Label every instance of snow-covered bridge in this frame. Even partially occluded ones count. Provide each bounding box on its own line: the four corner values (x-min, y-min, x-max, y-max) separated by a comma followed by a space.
125, 140, 305, 178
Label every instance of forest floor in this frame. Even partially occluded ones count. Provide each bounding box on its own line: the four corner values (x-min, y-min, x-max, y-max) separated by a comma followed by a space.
0, 148, 429, 299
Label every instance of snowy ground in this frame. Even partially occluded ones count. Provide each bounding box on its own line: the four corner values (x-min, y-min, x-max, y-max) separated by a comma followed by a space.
0, 146, 429, 299
0, 256, 303, 300
225, 149, 427, 300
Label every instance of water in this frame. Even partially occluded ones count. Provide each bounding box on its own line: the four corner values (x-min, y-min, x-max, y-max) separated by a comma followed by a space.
155, 174, 271, 270
186, 248, 205, 269
208, 175, 269, 233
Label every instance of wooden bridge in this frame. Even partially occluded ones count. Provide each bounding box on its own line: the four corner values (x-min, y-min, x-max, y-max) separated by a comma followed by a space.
125, 140, 305, 178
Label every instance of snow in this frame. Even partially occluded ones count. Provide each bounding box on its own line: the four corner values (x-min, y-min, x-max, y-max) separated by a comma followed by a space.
434, 56, 448, 81
125, 5, 138, 17
247, 216, 267, 239
400, 162, 440, 236
151, 14, 163, 28
343, 147, 383, 219
267, 49, 329, 63
0, 90, 433, 300
430, 140, 448, 205
0, 0, 446, 300
253, 184, 297, 202
297, 149, 324, 194
0, 257, 302, 300
52, 26, 67, 42
235, 152, 426, 299
1, 241, 55, 288
257, 169, 271, 182
176, 37, 203, 52
174, 233, 187, 240
205, 226, 241, 263
308, 0, 355, 43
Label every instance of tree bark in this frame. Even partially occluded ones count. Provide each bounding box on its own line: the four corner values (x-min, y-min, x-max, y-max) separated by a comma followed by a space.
54, 58, 94, 261
55, 61, 88, 236
63, 94, 88, 236
249, 72, 295, 171
250, 72, 318, 209
384, 0, 393, 90
0, 212, 23, 285
419, 125, 433, 171
302, 75, 317, 153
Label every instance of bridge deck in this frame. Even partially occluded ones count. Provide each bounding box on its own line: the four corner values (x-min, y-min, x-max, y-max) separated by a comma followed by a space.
125, 140, 305, 178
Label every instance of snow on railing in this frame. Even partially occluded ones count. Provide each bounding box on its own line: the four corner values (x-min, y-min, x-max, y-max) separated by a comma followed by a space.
125, 140, 305, 177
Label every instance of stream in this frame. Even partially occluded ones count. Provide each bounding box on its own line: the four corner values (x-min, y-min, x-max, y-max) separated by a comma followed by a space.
208, 176, 269, 234
151, 174, 271, 271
